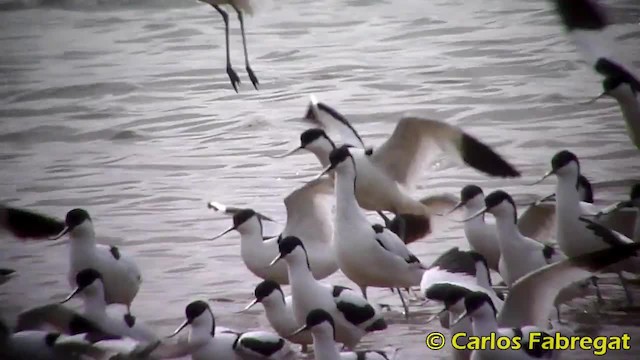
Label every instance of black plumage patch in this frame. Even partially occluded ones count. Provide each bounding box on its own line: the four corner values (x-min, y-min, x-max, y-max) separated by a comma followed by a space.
542, 245, 555, 262
425, 283, 472, 309
375, 239, 388, 251
110, 246, 121, 260
44, 333, 60, 347
124, 314, 136, 328
554, 0, 607, 31
371, 224, 384, 234
238, 336, 285, 357
570, 240, 640, 272
332, 285, 352, 298
429, 247, 476, 277
577, 175, 594, 203
388, 213, 431, 244
364, 318, 387, 332
336, 301, 376, 326
597, 59, 640, 93
1, 206, 65, 240
579, 217, 627, 247
460, 133, 520, 178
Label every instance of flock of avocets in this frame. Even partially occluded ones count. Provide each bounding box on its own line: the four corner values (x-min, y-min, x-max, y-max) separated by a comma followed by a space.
1, 0, 640, 360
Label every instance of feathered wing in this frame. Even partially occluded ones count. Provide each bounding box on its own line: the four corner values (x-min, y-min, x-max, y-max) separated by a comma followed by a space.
281, 177, 334, 243
0, 204, 65, 240
373, 227, 423, 266
517, 202, 556, 242
302, 96, 367, 149
371, 117, 520, 190
498, 241, 640, 328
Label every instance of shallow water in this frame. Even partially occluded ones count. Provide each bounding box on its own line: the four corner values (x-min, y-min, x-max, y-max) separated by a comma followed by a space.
1, 0, 640, 358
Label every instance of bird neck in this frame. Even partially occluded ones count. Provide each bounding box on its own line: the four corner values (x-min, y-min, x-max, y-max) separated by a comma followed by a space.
286, 255, 315, 288
493, 213, 521, 251
470, 314, 499, 337
311, 330, 341, 360
334, 166, 366, 223
83, 291, 107, 317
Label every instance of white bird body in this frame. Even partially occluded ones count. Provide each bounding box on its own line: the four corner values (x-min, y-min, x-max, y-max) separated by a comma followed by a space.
330, 147, 425, 292
461, 196, 501, 272
274, 237, 386, 350
246, 280, 313, 348
171, 301, 295, 360
61, 212, 141, 310
209, 178, 338, 284
292, 309, 392, 360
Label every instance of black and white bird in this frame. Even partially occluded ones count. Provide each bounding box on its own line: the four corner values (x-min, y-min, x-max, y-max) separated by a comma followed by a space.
552, 0, 640, 150
208, 178, 338, 284
198, 0, 259, 92
240, 280, 313, 351
167, 300, 296, 360
533, 150, 640, 303
270, 236, 387, 350
1, 207, 142, 314
290, 309, 394, 360
315, 145, 426, 317
276, 96, 520, 241
446, 185, 558, 272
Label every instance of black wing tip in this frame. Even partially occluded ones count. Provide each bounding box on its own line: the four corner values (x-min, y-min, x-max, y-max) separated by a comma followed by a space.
1, 206, 65, 240
460, 134, 521, 178
554, 0, 608, 31
429, 246, 476, 276
571, 242, 640, 271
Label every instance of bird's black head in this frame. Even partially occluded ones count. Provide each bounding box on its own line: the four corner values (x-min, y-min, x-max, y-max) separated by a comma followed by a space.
254, 280, 283, 302
65, 209, 91, 229
460, 185, 484, 203
305, 309, 335, 329
300, 128, 334, 149
597, 59, 640, 95
551, 150, 579, 172
328, 145, 353, 168
484, 190, 515, 210
630, 183, 640, 201
464, 292, 496, 317
278, 236, 306, 256
425, 283, 472, 309
232, 209, 257, 228
75, 268, 102, 289
185, 300, 210, 323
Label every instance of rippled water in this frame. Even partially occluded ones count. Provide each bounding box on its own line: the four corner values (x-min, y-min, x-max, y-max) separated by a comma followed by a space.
1, 0, 640, 358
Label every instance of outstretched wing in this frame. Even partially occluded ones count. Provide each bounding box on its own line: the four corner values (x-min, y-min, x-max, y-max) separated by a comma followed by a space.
372, 117, 520, 189
0, 204, 64, 240
281, 177, 334, 244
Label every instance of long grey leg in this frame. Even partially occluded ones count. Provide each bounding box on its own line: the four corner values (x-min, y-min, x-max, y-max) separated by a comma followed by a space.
591, 276, 604, 305
212, 5, 240, 92
618, 272, 633, 306
397, 287, 409, 319
232, 4, 259, 89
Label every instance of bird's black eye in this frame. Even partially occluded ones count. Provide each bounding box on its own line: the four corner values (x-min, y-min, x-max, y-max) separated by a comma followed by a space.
66, 209, 91, 228
232, 209, 256, 228
551, 150, 579, 171
460, 185, 483, 203
328, 145, 352, 166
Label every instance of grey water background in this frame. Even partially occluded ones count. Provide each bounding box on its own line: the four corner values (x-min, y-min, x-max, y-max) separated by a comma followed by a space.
1, 0, 640, 358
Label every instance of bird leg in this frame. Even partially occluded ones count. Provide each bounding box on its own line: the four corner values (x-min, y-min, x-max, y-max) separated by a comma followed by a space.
212, 5, 240, 92
617, 272, 634, 306
591, 276, 604, 305
232, 4, 259, 90
396, 287, 410, 320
